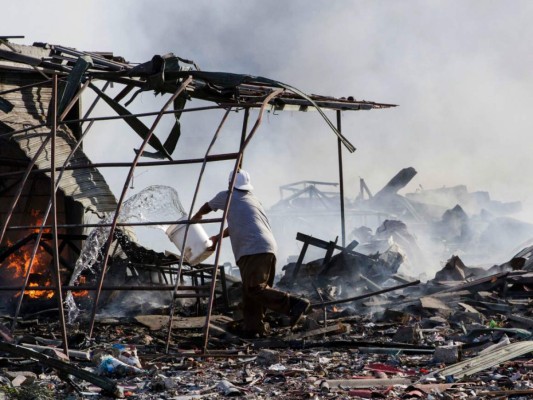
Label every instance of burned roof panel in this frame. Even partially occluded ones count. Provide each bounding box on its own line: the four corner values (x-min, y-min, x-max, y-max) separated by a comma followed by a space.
0, 40, 397, 112
0, 68, 117, 214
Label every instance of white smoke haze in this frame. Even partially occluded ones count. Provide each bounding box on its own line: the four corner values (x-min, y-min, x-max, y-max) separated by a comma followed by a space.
4, 0, 533, 276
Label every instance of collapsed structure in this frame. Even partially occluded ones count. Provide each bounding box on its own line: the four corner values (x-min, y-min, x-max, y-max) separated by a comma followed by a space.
270, 166, 533, 276
0, 36, 395, 351
1, 37, 532, 399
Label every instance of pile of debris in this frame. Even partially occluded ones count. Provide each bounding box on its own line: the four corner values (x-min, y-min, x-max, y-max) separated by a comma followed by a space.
1, 234, 533, 399
269, 167, 533, 271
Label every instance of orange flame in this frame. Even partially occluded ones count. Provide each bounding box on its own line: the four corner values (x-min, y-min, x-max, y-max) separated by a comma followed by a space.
26, 282, 54, 299
3, 210, 54, 299
72, 276, 89, 298
3, 209, 90, 300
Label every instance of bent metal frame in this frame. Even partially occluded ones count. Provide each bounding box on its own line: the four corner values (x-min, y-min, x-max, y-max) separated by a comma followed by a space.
0, 38, 396, 356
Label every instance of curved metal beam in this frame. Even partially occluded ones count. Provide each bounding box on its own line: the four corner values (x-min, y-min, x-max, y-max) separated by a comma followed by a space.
88, 76, 193, 337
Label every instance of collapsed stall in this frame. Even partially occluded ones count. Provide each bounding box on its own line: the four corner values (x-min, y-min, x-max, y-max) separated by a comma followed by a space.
0, 36, 395, 354
1, 36, 532, 400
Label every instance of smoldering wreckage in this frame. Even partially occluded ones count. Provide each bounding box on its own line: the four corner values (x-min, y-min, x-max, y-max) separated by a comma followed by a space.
0, 38, 532, 400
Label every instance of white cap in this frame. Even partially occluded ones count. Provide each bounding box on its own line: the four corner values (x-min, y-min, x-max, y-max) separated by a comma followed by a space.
229, 169, 253, 191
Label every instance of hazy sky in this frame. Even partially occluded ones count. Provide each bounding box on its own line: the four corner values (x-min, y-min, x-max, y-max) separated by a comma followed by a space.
4, 1, 533, 264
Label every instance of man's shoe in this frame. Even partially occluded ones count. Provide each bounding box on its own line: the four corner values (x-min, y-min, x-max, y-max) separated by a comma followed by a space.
227, 321, 268, 339
289, 297, 310, 327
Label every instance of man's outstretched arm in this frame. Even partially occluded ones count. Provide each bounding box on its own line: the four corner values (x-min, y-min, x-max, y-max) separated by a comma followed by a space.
191, 202, 213, 222
208, 227, 229, 251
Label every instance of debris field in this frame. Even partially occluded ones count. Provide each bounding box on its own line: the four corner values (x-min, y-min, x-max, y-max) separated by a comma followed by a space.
0, 38, 532, 400
1, 237, 533, 399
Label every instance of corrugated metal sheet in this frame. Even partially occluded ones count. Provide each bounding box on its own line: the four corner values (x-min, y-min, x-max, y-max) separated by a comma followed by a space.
0, 74, 117, 214
420, 341, 533, 380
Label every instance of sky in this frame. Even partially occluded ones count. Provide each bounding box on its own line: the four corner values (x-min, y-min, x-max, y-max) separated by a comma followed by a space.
4, 0, 533, 268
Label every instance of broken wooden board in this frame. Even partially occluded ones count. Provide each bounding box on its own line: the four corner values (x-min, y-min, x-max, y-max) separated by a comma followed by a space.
289, 322, 349, 340
326, 377, 413, 388
134, 315, 233, 331
457, 302, 481, 314
420, 296, 451, 310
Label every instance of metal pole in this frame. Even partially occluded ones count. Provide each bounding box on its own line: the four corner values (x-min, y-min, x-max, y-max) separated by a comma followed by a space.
1, 284, 210, 291
87, 76, 193, 338
310, 280, 421, 308
336, 110, 346, 247
6, 218, 223, 231
241, 89, 284, 151
0, 137, 51, 246
0, 104, 229, 141
164, 108, 232, 353
239, 108, 249, 166
10, 81, 112, 332
202, 89, 284, 352
201, 151, 242, 353
0, 153, 241, 179
51, 75, 70, 358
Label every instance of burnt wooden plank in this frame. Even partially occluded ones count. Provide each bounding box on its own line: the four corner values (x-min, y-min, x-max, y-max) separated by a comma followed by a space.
134, 314, 233, 331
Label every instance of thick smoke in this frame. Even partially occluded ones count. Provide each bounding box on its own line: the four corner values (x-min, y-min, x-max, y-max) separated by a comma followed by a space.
4, 1, 533, 275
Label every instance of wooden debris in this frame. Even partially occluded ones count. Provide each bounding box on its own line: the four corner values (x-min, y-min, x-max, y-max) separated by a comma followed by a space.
326, 377, 413, 388
420, 296, 451, 310
289, 322, 349, 340
134, 314, 233, 330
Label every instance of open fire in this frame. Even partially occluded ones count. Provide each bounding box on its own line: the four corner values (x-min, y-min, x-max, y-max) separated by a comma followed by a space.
4, 210, 54, 300
2, 210, 88, 300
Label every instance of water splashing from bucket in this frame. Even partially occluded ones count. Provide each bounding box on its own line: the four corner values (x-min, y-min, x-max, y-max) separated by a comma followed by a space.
66, 185, 208, 322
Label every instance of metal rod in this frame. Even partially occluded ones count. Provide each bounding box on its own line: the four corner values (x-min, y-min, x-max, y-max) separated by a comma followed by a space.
88, 76, 194, 338
0, 78, 52, 96
62, 103, 232, 125
51, 75, 70, 358
11, 81, 112, 332
0, 90, 363, 140
0, 104, 232, 140
0, 136, 52, 246
59, 78, 90, 122
337, 110, 346, 247
310, 280, 421, 308
0, 123, 48, 139
77, 80, 111, 140
1, 285, 210, 291
202, 89, 284, 352
201, 145, 243, 353
239, 108, 249, 162
5, 217, 224, 231
165, 108, 232, 353
242, 89, 284, 151
0, 153, 241, 178
11, 82, 113, 332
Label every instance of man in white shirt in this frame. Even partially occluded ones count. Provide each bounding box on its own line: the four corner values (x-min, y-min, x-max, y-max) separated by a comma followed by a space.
192, 169, 310, 338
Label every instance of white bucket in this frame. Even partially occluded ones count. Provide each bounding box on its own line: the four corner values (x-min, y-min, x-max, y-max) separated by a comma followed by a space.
166, 217, 213, 266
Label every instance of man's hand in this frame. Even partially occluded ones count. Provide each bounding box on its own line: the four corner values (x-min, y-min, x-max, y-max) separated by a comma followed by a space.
207, 235, 219, 251
206, 228, 229, 251
190, 212, 202, 222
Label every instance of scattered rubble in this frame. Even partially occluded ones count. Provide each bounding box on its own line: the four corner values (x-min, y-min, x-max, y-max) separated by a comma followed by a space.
0, 39, 532, 399
270, 167, 533, 272
0, 233, 532, 399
